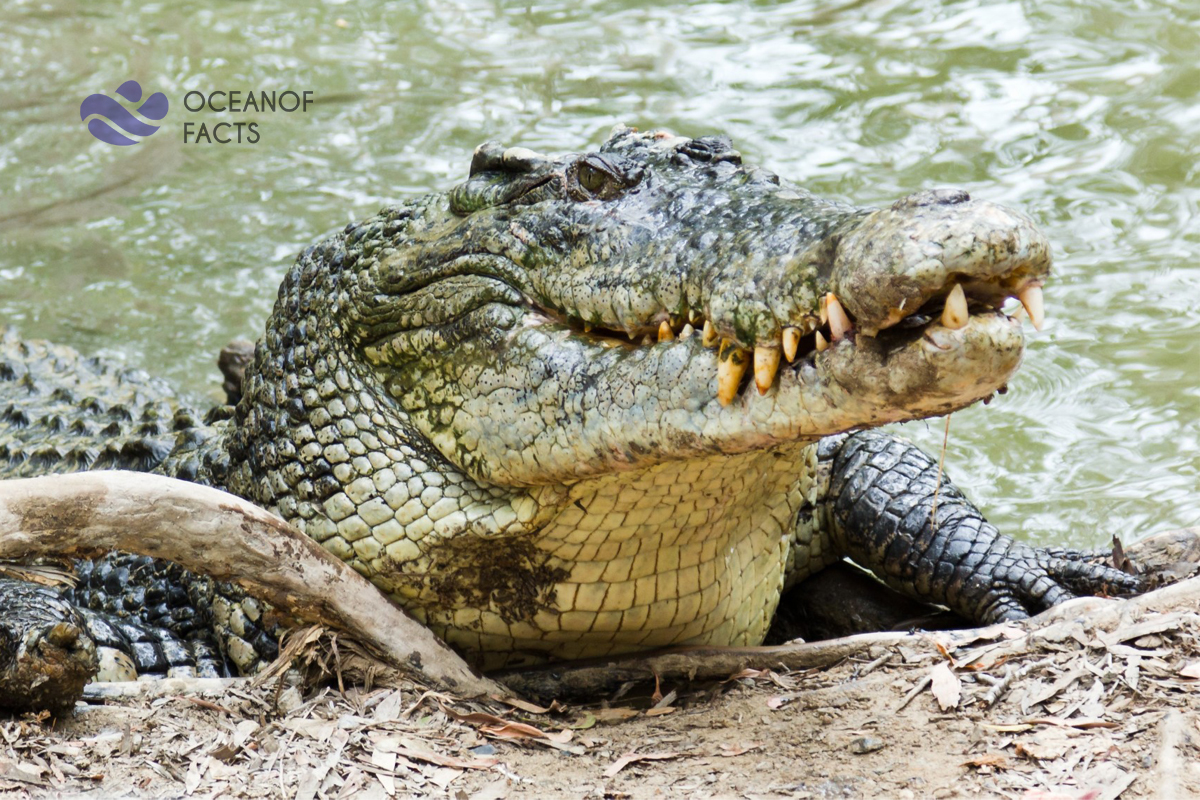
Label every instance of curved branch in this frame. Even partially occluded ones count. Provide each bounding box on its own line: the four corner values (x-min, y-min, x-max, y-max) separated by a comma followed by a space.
0, 471, 504, 698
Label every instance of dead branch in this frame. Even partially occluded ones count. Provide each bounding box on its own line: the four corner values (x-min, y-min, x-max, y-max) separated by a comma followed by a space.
497, 572, 1200, 702
0, 471, 503, 698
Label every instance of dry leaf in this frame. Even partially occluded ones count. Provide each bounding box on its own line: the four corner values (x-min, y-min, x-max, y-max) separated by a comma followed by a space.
1178, 661, 1200, 679
281, 718, 336, 743
392, 746, 496, 770
1024, 717, 1118, 730
962, 753, 1009, 769
493, 696, 559, 715
718, 742, 763, 757
590, 708, 640, 722
480, 721, 574, 745
930, 662, 961, 710
1015, 740, 1068, 761
603, 751, 681, 778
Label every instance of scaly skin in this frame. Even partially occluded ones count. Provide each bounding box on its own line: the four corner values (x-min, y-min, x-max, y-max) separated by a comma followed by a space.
0, 126, 1139, 681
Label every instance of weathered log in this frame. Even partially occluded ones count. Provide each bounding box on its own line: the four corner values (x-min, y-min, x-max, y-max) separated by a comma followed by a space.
0, 471, 504, 699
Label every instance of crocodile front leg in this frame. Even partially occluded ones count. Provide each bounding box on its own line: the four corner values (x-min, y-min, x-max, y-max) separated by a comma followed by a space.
814, 430, 1142, 624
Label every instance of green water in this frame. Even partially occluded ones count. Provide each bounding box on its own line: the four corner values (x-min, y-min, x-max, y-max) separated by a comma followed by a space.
0, 0, 1196, 548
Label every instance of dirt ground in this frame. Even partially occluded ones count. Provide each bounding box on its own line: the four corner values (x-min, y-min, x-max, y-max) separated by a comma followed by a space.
1, 576, 1198, 800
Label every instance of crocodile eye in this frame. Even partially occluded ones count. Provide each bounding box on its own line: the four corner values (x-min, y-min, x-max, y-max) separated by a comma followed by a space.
571, 154, 642, 201
578, 162, 609, 195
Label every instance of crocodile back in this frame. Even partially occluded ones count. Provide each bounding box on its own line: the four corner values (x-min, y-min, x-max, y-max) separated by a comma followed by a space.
0, 328, 205, 478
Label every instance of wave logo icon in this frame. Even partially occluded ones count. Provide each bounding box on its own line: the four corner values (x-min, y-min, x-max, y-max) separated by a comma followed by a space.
80, 80, 169, 146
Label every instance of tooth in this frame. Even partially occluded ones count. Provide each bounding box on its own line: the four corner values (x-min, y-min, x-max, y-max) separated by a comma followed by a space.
826, 293, 851, 341
680, 323, 695, 339
583, 323, 593, 333
1019, 285, 1044, 331
753, 346, 781, 395
641, 334, 653, 346
819, 294, 828, 326
815, 331, 829, 352
716, 341, 748, 407
782, 327, 801, 362
702, 320, 718, 348
688, 309, 699, 324
658, 320, 675, 342
941, 283, 968, 330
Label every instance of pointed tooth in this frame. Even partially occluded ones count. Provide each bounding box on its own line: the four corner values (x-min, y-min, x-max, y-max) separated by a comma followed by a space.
941, 283, 968, 330
627, 330, 638, 341
582, 323, 593, 333
826, 293, 851, 341
658, 320, 675, 342
641, 334, 653, 346
1018, 285, 1044, 331
753, 346, 781, 395
680, 323, 695, 339
782, 327, 801, 362
688, 309, 699, 324
815, 331, 829, 352
701, 319, 718, 348
716, 341, 748, 407
819, 294, 828, 326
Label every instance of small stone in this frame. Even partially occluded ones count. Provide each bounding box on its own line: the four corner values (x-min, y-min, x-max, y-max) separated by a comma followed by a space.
849, 736, 885, 754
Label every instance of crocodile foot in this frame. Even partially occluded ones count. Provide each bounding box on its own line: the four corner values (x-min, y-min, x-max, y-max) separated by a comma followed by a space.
822, 430, 1144, 626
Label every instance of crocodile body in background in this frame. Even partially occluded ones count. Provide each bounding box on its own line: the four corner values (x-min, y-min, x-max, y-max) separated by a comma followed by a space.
0, 126, 1142, 707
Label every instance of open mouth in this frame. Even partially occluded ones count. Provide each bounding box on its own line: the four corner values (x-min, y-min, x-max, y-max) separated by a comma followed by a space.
532, 278, 1045, 407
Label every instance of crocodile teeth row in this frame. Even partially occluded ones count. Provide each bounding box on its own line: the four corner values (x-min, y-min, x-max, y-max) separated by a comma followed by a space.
635, 282, 1045, 407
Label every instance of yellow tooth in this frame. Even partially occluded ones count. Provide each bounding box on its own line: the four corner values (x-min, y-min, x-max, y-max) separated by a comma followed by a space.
1018, 285, 1044, 331
815, 331, 828, 352
583, 323, 593, 333
701, 319, 718, 348
782, 327, 801, 362
679, 323, 695, 339
716, 341, 748, 406
941, 283, 968, 330
826, 293, 851, 340
658, 320, 675, 342
819, 294, 828, 326
688, 309, 699, 324
753, 346, 781, 395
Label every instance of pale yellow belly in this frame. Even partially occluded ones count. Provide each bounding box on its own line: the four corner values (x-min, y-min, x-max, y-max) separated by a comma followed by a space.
392, 442, 837, 670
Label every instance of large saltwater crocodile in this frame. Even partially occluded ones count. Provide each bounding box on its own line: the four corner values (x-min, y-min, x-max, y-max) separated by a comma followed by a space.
0, 126, 1141, 709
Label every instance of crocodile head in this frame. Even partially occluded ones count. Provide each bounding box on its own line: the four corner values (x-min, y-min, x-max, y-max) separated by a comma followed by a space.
310, 126, 1047, 487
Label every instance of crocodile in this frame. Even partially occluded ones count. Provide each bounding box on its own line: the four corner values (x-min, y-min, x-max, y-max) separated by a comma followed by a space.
0, 126, 1141, 707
